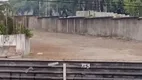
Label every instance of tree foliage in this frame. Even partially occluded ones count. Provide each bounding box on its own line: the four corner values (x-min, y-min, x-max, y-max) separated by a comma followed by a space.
0, 2, 33, 38
9, 0, 142, 17
124, 0, 142, 16
0, 2, 14, 34
9, 0, 39, 16
106, 0, 125, 14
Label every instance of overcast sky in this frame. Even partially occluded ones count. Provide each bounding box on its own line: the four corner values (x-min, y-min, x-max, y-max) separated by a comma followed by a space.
0, 0, 8, 1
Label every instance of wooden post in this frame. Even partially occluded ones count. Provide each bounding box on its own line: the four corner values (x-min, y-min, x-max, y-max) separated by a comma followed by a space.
63, 63, 66, 80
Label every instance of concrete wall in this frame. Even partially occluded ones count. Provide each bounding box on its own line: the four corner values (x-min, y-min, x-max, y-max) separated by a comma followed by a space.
0, 34, 30, 57
28, 16, 41, 30
16, 16, 142, 41
76, 11, 130, 17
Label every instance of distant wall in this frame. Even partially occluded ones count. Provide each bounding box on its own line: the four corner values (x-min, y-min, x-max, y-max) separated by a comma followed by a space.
15, 16, 142, 41
76, 11, 130, 17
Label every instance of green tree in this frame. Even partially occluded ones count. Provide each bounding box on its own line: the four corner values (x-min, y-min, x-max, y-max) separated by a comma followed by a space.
9, 0, 39, 16
10, 0, 142, 17
106, 0, 125, 14
124, 0, 142, 16
0, 2, 14, 34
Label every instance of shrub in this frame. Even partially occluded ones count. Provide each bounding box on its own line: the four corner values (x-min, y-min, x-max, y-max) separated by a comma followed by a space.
17, 26, 33, 38
0, 24, 6, 35
0, 23, 33, 38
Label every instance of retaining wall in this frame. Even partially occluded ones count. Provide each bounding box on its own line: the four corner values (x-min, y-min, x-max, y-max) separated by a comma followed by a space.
15, 16, 142, 41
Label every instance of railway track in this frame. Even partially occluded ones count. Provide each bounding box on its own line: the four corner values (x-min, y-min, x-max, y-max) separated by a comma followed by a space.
0, 60, 141, 80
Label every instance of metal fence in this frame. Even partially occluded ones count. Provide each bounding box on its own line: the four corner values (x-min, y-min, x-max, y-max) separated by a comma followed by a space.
0, 59, 142, 80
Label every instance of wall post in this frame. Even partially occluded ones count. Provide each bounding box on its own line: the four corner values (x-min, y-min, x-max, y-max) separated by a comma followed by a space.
63, 63, 67, 80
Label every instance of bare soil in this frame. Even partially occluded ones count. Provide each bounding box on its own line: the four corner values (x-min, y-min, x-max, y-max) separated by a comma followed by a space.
27, 31, 142, 62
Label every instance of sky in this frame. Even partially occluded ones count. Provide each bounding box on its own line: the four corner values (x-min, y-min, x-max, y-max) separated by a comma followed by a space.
0, 0, 8, 1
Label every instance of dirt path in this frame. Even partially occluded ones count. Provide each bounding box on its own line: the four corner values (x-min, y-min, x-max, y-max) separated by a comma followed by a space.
28, 31, 142, 62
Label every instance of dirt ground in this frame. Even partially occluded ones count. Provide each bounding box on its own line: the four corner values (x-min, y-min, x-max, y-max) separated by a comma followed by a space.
27, 31, 142, 62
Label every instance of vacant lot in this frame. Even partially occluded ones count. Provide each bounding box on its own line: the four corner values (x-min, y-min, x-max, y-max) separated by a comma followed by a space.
28, 31, 142, 62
